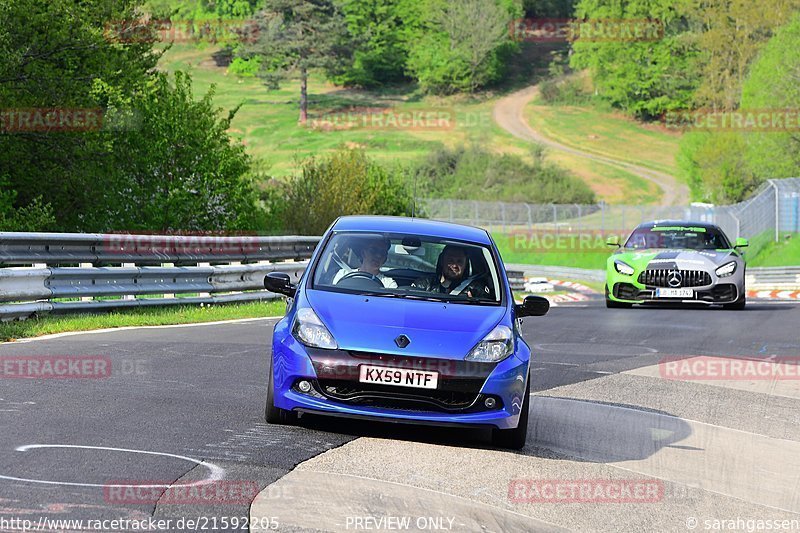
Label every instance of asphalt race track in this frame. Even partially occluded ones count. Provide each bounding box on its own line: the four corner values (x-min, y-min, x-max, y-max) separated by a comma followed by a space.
1, 300, 799, 532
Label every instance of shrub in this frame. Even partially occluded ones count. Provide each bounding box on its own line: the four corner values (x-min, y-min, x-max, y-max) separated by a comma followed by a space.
281, 150, 413, 235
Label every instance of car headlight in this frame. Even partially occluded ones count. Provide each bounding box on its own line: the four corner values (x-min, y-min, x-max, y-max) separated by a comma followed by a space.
614, 261, 635, 276
466, 325, 513, 363
715, 261, 737, 277
293, 307, 337, 349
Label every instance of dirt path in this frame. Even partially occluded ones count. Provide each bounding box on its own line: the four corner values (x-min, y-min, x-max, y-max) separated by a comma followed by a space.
493, 85, 690, 206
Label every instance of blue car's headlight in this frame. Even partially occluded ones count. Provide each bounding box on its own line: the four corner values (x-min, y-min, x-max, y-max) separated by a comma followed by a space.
293, 307, 337, 350
614, 261, 635, 276
466, 325, 513, 363
715, 261, 736, 277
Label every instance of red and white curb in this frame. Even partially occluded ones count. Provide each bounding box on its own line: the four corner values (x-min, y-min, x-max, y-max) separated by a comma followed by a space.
547, 279, 597, 294
747, 290, 800, 300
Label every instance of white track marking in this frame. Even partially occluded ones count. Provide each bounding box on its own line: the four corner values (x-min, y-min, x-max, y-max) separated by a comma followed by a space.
1, 317, 281, 345
0, 444, 223, 488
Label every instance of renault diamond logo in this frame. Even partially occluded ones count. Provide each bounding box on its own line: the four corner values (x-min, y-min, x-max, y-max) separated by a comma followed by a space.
394, 335, 410, 348
667, 270, 683, 288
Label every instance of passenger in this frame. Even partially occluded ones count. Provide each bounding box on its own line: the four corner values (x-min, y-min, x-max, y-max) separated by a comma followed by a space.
412, 245, 490, 298
333, 235, 397, 289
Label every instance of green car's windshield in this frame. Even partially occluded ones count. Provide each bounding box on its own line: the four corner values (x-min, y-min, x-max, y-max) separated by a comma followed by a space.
624, 226, 731, 250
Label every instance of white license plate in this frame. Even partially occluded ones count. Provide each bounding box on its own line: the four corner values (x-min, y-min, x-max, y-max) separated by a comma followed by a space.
655, 288, 694, 298
359, 365, 438, 389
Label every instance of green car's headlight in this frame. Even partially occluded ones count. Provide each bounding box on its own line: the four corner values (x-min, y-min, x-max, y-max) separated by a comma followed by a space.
614, 260, 635, 276
715, 261, 737, 277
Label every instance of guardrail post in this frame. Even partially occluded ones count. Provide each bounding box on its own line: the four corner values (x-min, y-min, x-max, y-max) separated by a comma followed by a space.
80, 263, 93, 302
122, 263, 136, 300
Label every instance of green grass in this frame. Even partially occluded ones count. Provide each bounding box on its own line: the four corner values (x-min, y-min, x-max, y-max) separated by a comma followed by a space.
526, 98, 682, 177
156, 44, 679, 204
495, 231, 609, 270
0, 300, 285, 342
748, 234, 800, 267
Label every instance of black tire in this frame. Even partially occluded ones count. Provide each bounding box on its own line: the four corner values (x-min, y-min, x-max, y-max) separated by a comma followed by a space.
492, 379, 530, 450
605, 286, 632, 308
265, 369, 297, 425
723, 294, 746, 310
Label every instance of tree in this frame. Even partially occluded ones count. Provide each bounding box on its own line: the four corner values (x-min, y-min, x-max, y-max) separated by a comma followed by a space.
570, 0, 699, 119
0, 0, 261, 231
406, 0, 521, 94
688, 0, 800, 110
334, 0, 409, 87
246, 0, 354, 123
104, 72, 259, 231
740, 13, 800, 180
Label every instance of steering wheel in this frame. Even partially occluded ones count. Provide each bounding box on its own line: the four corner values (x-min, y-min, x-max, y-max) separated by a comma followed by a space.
337, 270, 384, 288
451, 273, 486, 296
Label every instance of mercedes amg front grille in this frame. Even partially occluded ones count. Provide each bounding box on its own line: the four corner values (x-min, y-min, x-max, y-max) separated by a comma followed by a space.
638, 269, 711, 288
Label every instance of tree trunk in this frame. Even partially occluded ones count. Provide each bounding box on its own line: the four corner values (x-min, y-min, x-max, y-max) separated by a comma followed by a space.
299, 67, 308, 124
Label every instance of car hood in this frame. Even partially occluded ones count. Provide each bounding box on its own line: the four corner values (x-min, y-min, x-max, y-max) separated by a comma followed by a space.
304, 289, 506, 359
615, 249, 739, 270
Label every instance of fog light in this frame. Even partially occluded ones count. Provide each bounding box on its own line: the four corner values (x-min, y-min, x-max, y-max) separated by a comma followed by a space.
298, 380, 312, 393
484, 397, 496, 409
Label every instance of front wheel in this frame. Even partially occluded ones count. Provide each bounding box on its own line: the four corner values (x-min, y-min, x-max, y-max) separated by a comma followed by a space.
492, 379, 530, 450
723, 294, 746, 310
265, 367, 297, 425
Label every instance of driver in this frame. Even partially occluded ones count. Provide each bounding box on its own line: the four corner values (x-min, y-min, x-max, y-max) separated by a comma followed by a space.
412, 245, 490, 298
332, 235, 397, 289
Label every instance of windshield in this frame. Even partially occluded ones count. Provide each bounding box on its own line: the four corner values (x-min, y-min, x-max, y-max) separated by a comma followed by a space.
311, 232, 503, 305
624, 226, 731, 250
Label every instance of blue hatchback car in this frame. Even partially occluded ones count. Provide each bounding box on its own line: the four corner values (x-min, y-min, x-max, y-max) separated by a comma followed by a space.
264, 216, 548, 449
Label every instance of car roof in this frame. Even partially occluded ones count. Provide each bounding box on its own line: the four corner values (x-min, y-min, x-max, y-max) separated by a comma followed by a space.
635, 220, 722, 231
330, 216, 492, 245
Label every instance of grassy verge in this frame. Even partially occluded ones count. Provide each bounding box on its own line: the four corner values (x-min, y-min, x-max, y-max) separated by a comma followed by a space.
158, 44, 674, 205
495, 231, 610, 270
525, 98, 681, 177
0, 300, 285, 342
748, 234, 800, 267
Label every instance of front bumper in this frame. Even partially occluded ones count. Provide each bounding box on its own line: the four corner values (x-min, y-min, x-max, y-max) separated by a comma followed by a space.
270, 322, 529, 430
607, 269, 742, 305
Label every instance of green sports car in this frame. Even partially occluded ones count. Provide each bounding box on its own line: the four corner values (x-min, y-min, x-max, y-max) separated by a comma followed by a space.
605, 221, 748, 310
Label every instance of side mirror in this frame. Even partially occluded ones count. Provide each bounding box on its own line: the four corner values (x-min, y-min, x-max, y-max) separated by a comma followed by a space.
515, 295, 549, 318
264, 272, 296, 297
735, 237, 749, 248
606, 236, 620, 248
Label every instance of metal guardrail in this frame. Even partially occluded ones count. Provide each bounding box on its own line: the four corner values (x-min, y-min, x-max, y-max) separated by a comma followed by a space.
506, 264, 800, 291
746, 267, 800, 290
0, 232, 319, 265
0, 232, 321, 321
505, 264, 605, 283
